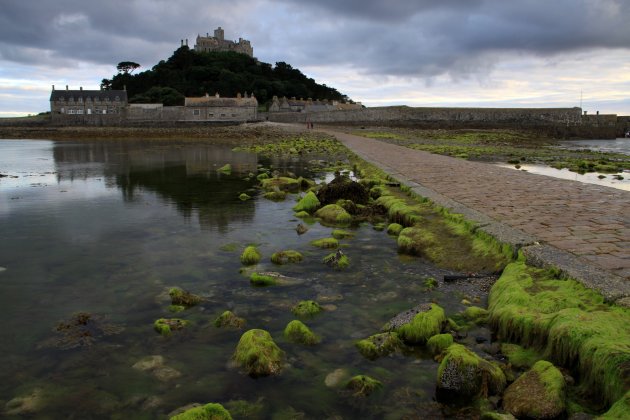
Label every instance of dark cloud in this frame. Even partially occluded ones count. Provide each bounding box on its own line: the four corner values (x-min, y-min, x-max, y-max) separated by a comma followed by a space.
0, 0, 628, 80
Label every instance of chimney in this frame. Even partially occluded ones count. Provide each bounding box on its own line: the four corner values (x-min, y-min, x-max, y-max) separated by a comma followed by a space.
52, 85, 55, 91
181, 39, 183, 46
596, 111, 600, 115
237, 92, 242, 98
123, 85, 127, 91
185, 39, 188, 46
66, 85, 69, 90
80, 86, 83, 91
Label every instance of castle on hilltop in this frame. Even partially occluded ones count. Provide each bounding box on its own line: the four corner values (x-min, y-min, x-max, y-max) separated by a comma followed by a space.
194, 27, 253, 57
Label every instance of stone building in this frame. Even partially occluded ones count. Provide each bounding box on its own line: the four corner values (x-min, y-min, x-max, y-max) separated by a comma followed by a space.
268, 96, 362, 113
184, 92, 258, 122
194, 27, 253, 57
49, 85, 128, 123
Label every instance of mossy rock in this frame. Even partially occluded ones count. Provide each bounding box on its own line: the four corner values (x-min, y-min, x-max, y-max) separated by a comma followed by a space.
314, 204, 352, 225
249, 272, 277, 286
223, 399, 265, 420
260, 177, 300, 193
372, 222, 386, 231
316, 175, 369, 205
291, 300, 322, 317
423, 277, 438, 289
385, 303, 446, 345
600, 390, 630, 419
256, 172, 269, 181
323, 250, 350, 269
332, 229, 354, 239
436, 344, 506, 402
463, 306, 489, 324
154, 318, 189, 337
356, 332, 402, 360
427, 333, 454, 356
310, 237, 339, 249
169, 287, 202, 308
500, 343, 541, 369
387, 223, 404, 236
217, 164, 232, 174
397, 226, 440, 256
488, 260, 630, 406
502, 360, 566, 419
293, 191, 320, 213
170, 402, 232, 420
284, 320, 319, 345
336, 199, 358, 215
239, 193, 251, 201
263, 190, 287, 201
240, 246, 261, 265
346, 375, 382, 397
271, 250, 303, 265
168, 305, 186, 313
294, 211, 310, 218
375, 195, 424, 226
214, 311, 246, 329
233, 329, 284, 377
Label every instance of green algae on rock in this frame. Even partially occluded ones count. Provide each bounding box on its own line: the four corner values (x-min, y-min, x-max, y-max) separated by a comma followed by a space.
169, 287, 202, 308
599, 390, 630, 419
154, 318, 189, 337
314, 204, 352, 225
260, 176, 300, 193
270, 250, 303, 265
240, 246, 261, 265
488, 259, 630, 406
291, 300, 322, 317
385, 303, 446, 345
323, 250, 350, 269
224, 399, 265, 419
500, 343, 542, 369
170, 402, 232, 420
502, 360, 566, 419
217, 164, 232, 174
249, 272, 277, 286
293, 191, 320, 213
436, 344, 506, 402
238, 193, 251, 201
310, 237, 339, 249
356, 332, 402, 360
233, 329, 284, 377
284, 320, 320, 345
427, 333, 454, 356
331, 229, 354, 239
386, 223, 404, 236
263, 190, 287, 201
463, 306, 489, 324
214, 311, 246, 329
346, 375, 383, 397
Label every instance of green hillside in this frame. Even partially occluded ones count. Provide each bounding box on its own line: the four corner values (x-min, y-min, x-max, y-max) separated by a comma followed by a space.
102, 46, 351, 107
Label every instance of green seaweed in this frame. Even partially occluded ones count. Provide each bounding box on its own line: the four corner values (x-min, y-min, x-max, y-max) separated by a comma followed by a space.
154, 318, 189, 337
395, 303, 446, 344
386, 223, 404, 236
599, 390, 630, 419
463, 306, 489, 324
260, 177, 300, 193
270, 250, 303, 265
169, 287, 202, 308
240, 246, 261, 265
293, 191, 320, 213
249, 273, 277, 286
284, 320, 319, 345
214, 311, 246, 329
322, 251, 349, 269
217, 164, 232, 174
291, 300, 322, 317
233, 329, 284, 377
239, 193, 251, 201
331, 229, 354, 239
356, 332, 402, 360
170, 402, 232, 420
314, 204, 352, 225
310, 237, 339, 249
263, 190, 287, 201
427, 333, 454, 356
500, 343, 542, 369
346, 375, 382, 397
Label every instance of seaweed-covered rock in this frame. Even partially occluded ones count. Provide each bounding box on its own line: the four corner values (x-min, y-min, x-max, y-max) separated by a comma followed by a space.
249, 272, 278, 286
600, 391, 630, 420
169, 287, 202, 308
295, 223, 308, 234
316, 175, 369, 205
224, 399, 265, 420
384, 303, 446, 345
170, 402, 232, 420
239, 193, 251, 201
214, 311, 246, 329
260, 177, 300, 193
427, 333, 454, 356
436, 344, 506, 402
502, 360, 566, 419
233, 329, 284, 377
463, 306, 489, 324
284, 320, 319, 345
240, 246, 261, 265
271, 250, 303, 265
356, 332, 402, 360
263, 190, 287, 201
4, 388, 45, 416
332, 229, 354, 239
154, 318, 189, 337
336, 199, 358, 215
387, 223, 404, 236
314, 204, 352, 225
293, 191, 320, 213
38, 312, 124, 350
217, 164, 232, 174
500, 343, 541, 369
291, 300, 322, 317
310, 237, 339, 249
346, 375, 382, 397
397, 226, 439, 256
323, 250, 349, 269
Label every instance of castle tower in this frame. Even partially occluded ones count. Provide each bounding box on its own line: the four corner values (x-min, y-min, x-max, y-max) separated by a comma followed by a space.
214, 27, 224, 41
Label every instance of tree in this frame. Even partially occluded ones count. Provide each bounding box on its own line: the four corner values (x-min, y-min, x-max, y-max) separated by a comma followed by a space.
117, 61, 141, 74
100, 78, 112, 90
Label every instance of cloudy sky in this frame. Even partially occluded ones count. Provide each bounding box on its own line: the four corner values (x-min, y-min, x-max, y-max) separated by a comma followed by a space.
1, 0, 629, 117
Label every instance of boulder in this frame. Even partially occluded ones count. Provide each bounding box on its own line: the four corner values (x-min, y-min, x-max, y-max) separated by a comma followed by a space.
316, 175, 369, 205
384, 303, 446, 345
502, 360, 566, 419
233, 329, 284, 377
356, 332, 402, 360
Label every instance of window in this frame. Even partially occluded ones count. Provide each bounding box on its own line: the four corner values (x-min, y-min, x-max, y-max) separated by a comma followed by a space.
115, 96, 120, 101
193, 109, 200, 116
78, 97, 83, 103
232, 114, 236, 117
209, 113, 214, 117
77, 109, 84, 114
60, 107, 65, 114
69, 109, 75, 114
220, 114, 226, 117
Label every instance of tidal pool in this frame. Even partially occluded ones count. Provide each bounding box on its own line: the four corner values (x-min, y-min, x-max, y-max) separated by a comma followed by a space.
0, 139, 493, 418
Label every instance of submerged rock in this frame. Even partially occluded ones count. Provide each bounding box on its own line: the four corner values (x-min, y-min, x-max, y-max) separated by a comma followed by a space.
240, 246, 261, 265
233, 329, 284, 377
323, 249, 350, 269
154, 318, 189, 337
169, 287, 202, 308
384, 303, 446, 345
284, 320, 319, 345
310, 237, 339, 249
214, 311, 246, 329
325, 368, 350, 388
291, 300, 323, 317
271, 250, 303, 265
436, 344, 506, 402
170, 402, 232, 420
295, 223, 308, 235
346, 375, 383, 397
356, 332, 403, 360
502, 360, 566, 419
39, 312, 124, 350
4, 388, 45, 416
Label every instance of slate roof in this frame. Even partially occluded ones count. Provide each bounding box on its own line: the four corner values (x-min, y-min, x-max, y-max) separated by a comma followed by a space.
50, 90, 128, 102
185, 96, 257, 107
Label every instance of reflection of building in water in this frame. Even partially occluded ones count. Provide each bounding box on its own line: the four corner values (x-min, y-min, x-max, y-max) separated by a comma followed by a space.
52, 142, 259, 232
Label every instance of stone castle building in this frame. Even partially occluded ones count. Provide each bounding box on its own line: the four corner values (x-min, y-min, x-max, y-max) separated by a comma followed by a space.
49, 85, 128, 123
194, 27, 253, 57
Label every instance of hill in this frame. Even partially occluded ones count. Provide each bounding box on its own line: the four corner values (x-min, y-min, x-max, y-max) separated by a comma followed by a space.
101, 46, 351, 107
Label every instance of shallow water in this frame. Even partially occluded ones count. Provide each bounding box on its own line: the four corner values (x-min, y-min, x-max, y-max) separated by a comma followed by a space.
558, 138, 630, 156
0, 139, 493, 418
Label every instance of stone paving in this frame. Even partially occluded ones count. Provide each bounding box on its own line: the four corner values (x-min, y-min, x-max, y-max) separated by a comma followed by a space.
322, 129, 630, 302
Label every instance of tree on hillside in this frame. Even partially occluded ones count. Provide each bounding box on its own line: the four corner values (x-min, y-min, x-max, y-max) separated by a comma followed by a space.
117, 61, 141, 74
